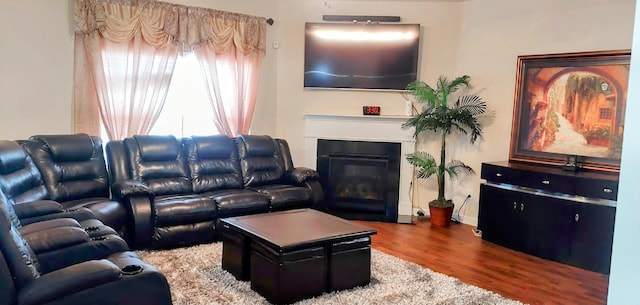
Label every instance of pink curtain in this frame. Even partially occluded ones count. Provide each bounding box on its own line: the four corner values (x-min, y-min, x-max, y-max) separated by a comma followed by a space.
74, 0, 267, 139
83, 33, 178, 140
196, 46, 262, 136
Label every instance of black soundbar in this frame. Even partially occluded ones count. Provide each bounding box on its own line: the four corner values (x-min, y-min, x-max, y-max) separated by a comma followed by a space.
322, 15, 401, 23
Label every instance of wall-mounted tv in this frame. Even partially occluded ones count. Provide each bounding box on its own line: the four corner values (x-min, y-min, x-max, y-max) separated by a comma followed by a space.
304, 22, 421, 91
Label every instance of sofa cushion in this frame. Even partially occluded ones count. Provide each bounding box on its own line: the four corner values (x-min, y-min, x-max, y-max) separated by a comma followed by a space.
153, 195, 217, 227
61, 198, 127, 233
125, 136, 191, 196
251, 184, 313, 211
235, 135, 285, 187
0, 141, 48, 204
30, 134, 94, 163
134, 135, 181, 162
184, 136, 243, 193
203, 189, 270, 218
23, 135, 111, 202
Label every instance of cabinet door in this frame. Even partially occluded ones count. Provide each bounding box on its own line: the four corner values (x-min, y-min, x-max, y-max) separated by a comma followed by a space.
519, 193, 573, 261
568, 204, 616, 274
479, 184, 524, 251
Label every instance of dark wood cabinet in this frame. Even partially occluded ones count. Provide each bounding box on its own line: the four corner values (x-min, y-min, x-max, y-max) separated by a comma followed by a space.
478, 161, 617, 274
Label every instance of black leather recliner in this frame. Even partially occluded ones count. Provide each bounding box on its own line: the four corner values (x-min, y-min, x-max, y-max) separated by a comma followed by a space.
184, 135, 271, 239
20, 135, 128, 236
105, 134, 322, 249
109, 135, 219, 249
0, 140, 123, 242
0, 205, 172, 305
1, 191, 129, 274
236, 135, 320, 211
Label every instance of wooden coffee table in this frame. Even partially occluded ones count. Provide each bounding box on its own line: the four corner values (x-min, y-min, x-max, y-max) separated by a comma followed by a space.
220, 209, 377, 304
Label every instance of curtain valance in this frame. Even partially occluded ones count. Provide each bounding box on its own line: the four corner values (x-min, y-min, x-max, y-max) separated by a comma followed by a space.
74, 0, 267, 55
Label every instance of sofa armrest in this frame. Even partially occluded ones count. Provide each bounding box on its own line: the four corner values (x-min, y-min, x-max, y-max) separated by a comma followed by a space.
121, 196, 154, 249
112, 180, 153, 201
18, 260, 121, 305
282, 167, 319, 185
304, 180, 325, 209
22, 226, 89, 253
13, 200, 63, 219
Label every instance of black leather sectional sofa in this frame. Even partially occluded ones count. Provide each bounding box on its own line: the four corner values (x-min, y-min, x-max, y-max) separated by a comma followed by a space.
106, 134, 322, 248
0, 133, 322, 249
0, 133, 322, 305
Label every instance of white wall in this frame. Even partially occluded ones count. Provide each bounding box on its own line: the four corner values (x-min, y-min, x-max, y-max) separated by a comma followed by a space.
608, 1, 640, 303
0, 1, 75, 140
0, 0, 279, 140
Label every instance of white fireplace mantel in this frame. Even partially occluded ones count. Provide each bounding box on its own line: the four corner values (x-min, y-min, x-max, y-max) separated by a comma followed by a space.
304, 114, 416, 223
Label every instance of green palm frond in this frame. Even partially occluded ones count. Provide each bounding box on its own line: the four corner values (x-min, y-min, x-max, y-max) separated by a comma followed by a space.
443, 75, 471, 97
455, 94, 486, 116
444, 160, 475, 179
406, 81, 439, 108
406, 152, 437, 179
403, 75, 486, 205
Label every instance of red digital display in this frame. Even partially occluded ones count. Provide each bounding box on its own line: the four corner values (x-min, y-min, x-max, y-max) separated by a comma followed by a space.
363, 106, 381, 115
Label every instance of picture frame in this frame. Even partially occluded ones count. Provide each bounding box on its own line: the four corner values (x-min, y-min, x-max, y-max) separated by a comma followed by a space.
509, 50, 630, 172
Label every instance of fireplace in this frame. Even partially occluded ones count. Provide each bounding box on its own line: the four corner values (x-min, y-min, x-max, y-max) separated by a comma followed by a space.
317, 139, 400, 222
304, 114, 416, 224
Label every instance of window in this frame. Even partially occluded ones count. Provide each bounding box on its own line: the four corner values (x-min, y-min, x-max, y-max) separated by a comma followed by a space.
100, 53, 218, 139
599, 108, 613, 120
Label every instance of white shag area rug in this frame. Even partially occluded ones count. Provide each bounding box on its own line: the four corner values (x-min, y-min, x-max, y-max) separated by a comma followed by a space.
138, 243, 525, 305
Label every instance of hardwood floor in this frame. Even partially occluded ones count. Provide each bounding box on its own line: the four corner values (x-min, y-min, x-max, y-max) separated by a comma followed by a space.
355, 218, 609, 305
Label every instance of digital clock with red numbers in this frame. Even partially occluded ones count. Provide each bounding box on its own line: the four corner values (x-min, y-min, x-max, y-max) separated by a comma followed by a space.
362, 106, 381, 116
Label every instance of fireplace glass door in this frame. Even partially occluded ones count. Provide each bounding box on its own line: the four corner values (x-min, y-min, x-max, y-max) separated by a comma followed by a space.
329, 156, 388, 214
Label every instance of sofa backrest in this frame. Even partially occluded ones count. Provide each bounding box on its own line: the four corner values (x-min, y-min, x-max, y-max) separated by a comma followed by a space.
235, 135, 285, 187
124, 135, 191, 196
183, 135, 244, 193
275, 139, 295, 172
23, 134, 110, 202
0, 141, 49, 204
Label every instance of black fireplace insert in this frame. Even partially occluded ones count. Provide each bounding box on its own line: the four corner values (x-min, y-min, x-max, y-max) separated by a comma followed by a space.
316, 139, 400, 222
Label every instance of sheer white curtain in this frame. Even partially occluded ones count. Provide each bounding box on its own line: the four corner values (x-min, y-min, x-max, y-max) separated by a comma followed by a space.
74, 0, 267, 139
84, 33, 178, 140
196, 47, 262, 136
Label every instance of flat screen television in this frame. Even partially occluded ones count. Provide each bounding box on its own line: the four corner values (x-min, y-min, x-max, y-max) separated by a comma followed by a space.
304, 22, 421, 91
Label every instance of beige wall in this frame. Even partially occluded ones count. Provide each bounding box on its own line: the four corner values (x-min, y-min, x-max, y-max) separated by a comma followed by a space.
0, 0, 635, 224
274, 0, 463, 162
0, 1, 75, 140
0, 0, 278, 140
448, 0, 636, 223
273, 0, 636, 225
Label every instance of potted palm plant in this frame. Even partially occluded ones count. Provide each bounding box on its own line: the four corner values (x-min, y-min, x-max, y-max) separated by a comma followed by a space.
403, 75, 486, 227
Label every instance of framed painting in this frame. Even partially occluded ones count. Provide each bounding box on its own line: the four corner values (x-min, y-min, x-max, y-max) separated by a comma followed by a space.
509, 50, 630, 172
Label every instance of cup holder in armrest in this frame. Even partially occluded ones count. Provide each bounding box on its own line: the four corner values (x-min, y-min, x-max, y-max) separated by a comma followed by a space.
121, 264, 144, 275
84, 226, 101, 232
91, 236, 109, 241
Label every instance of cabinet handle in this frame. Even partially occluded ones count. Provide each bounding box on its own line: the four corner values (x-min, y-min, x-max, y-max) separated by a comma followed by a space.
496, 173, 503, 177
541, 180, 550, 185
513, 202, 517, 210
575, 214, 580, 222
520, 203, 525, 211
603, 188, 613, 193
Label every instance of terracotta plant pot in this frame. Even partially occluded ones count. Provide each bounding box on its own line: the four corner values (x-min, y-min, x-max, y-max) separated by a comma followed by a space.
429, 205, 454, 227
